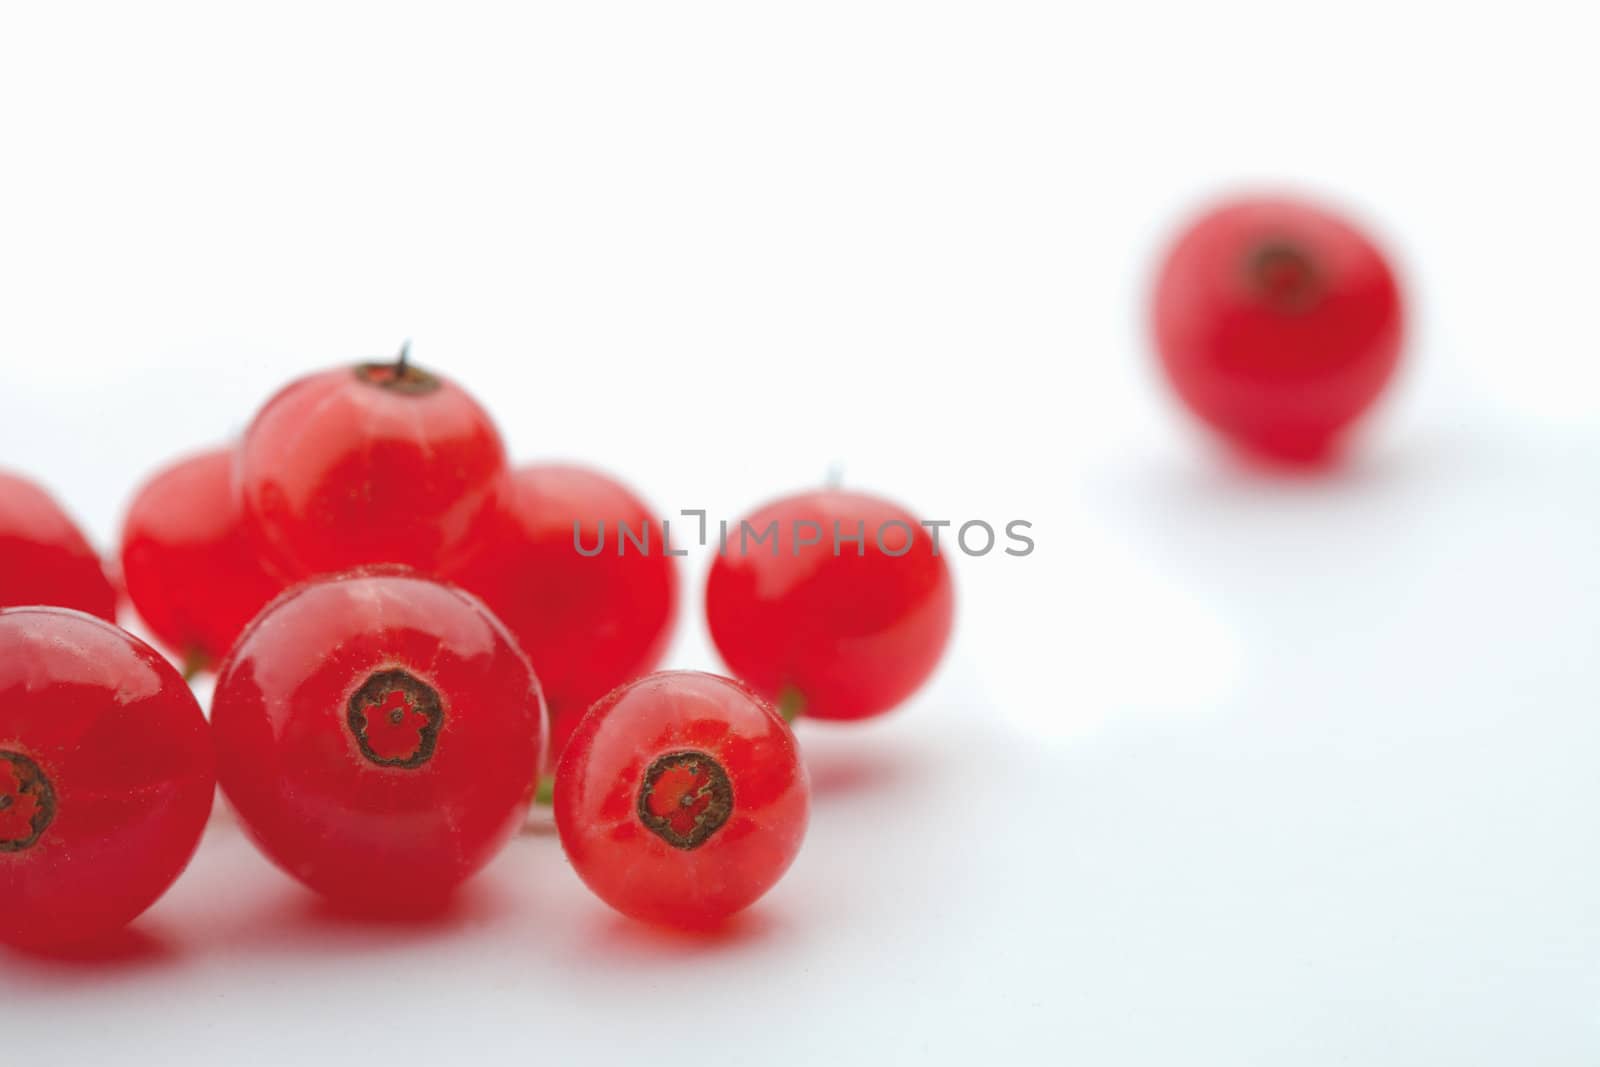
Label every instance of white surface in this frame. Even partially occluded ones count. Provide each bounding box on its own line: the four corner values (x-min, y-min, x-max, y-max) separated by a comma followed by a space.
3, 3, 1599, 1064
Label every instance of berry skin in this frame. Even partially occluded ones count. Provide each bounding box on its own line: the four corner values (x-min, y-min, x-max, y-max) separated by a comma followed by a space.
0, 470, 117, 621
555, 671, 808, 927
211, 568, 543, 909
0, 607, 214, 949
1151, 196, 1404, 462
705, 490, 953, 721
447, 464, 677, 766
237, 352, 508, 578
120, 447, 286, 674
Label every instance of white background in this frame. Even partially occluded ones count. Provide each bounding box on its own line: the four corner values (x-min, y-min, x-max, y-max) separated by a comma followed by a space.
3, 3, 1599, 1064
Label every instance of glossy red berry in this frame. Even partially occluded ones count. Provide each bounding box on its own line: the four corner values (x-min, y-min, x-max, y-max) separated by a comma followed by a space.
447, 464, 677, 766
1151, 196, 1404, 462
120, 447, 286, 674
555, 671, 808, 927
0, 607, 214, 949
237, 351, 508, 578
705, 489, 953, 721
0, 470, 117, 621
211, 568, 542, 909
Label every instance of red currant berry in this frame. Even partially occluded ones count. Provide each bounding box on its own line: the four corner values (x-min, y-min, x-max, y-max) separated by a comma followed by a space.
705, 490, 953, 721
237, 348, 508, 578
0, 607, 214, 949
447, 464, 677, 766
1151, 196, 1404, 462
120, 447, 286, 675
555, 671, 808, 927
0, 470, 117, 621
211, 568, 542, 909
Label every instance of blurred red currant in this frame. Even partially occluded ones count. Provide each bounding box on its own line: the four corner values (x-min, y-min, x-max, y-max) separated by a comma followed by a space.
120, 447, 286, 675
555, 671, 808, 927
237, 347, 508, 578
0, 470, 117, 620
211, 568, 542, 909
0, 607, 214, 949
705, 489, 953, 721
1151, 196, 1404, 462
447, 464, 677, 767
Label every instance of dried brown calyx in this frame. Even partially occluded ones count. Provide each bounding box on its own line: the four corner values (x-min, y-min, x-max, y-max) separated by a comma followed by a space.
636, 750, 734, 850
347, 669, 445, 769
1247, 238, 1323, 313
354, 340, 441, 395
0, 750, 56, 853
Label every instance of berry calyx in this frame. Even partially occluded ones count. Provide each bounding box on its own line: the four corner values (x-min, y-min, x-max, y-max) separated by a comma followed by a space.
346, 669, 444, 767
0, 470, 117, 621
1249, 240, 1322, 310
0, 751, 56, 853
705, 489, 954, 722
637, 751, 734, 849
555, 671, 809, 927
1151, 195, 1405, 463
353, 340, 439, 395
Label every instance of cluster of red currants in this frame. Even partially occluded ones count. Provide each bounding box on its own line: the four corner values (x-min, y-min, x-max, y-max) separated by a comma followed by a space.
1, 348, 956, 949
3, 192, 1402, 951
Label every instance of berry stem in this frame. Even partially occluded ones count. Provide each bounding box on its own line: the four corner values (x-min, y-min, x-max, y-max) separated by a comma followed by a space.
180, 648, 209, 684
395, 339, 412, 374
533, 776, 554, 806
777, 687, 805, 724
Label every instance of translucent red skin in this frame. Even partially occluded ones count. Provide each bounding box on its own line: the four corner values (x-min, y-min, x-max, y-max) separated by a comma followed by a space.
0, 470, 117, 621
705, 490, 954, 721
446, 464, 677, 766
0, 608, 214, 949
1152, 197, 1404, 462
237, 365, 508, 578
119, 447, 286, 671
210, 570, 543, 908
555, 671, 808, 927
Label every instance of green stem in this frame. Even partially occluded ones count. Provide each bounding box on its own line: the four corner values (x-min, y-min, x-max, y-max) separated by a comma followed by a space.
533, 776, 554, 806
180, 648, 210, 684
777, 687, 806, 724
